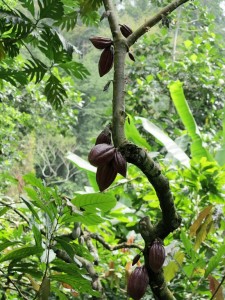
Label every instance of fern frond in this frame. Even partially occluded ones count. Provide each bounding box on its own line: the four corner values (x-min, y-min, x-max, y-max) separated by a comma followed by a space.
53, 11, 78, 31
2, 41, 20, 58
24, 58, 48, 83
18, 0, 35, 17
37, 0, 64, 20
59, 61, 90, 80
0, 66, 27, 86
44, 74, 67, 109
0, 9, 34, 40
38, 25, 73, 62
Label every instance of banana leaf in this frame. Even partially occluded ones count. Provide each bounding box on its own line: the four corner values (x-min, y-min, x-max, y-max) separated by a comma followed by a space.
168, 80, 212, 161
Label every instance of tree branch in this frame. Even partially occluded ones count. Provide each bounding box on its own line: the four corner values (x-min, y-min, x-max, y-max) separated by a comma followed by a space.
127, 0, 190, 47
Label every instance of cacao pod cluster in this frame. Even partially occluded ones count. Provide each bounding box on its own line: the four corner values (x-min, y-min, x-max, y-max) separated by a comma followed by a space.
127, 266, 149, 300
88, 130, 127, 191
148, 238, 165, 273
89, 36, 114, 77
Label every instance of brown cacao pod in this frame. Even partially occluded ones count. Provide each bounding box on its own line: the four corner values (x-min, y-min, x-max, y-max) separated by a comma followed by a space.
95, 129, 112, 145
119, 24, 133, 38
89, 36, 113, 49
114, 149, 127, 177
88, 144, 115, 167
98, 46, 114, 77
96, 161, 117, 191
148, 239, 165, 273
127, 266, 149, 300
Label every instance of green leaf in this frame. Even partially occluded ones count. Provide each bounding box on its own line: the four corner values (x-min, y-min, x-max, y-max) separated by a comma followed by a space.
66, 152, 98, 191
0, 240, 20, 253
71, 193, 116, 213
180, 230, 195, 260
59, 61, 90, 80
72, 212, 106, 226
44, 74, 67, 108
137, 116, 190, 167
205, 243, 225, 277
50, 287, 68, 300
38, 0, 64, 20
32, 225, 42, 247
0, 246, 43, 262
164, 251, 185, 282
125, 114, 151, 151
215, 104, 225, 166
0, 66, 27, 86
24, 58, 48, 83
18, 0, 35, 16
0, 207, 10, 217
51, 274, 100, 296
168, 80, 212, 161
53, 11, 78, 31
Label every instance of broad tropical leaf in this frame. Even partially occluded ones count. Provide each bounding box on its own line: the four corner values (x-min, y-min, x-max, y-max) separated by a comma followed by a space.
71, 193, 116, 213
168, 80, 212, 161
137, 116, 190, 167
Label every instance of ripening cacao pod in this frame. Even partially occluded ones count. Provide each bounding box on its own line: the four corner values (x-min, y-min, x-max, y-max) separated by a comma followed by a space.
88, 144, 115, 167
114, 149, 127, 177
89, 36, 113, 49
119, 24, 133, 38
127, 266, 149, 300
96, 161, 117, 191
95, 129, 112, 145
148, 239, 165, 273
98, 46, 114, 77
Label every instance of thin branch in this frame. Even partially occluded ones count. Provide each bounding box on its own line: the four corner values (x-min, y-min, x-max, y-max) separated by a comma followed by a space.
209, 274, 225, 300
88, 233, 143, 251
0, 269, 29, 300
127, 0, 190, 47
172, 6, 182, 63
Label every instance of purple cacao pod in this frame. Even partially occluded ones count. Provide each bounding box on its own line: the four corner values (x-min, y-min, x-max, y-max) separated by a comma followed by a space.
89, 36, 113, 49
88, 144, 115, 167
127, 266, 149, 300
98, 46, 114, 77
114, 149, 127, 177
148, 239, 165, 273
96, 160, 117, 191
119, 24, 133, 38
95, 129, 112, 145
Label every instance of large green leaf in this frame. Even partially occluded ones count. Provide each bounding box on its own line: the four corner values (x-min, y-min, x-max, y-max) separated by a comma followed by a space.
66, 152, 98, 190
168, 80, 212, 161
71, 193, 116, 213
0, 246, 43, 262
215, 104, 225, 165
51, 274, 99, 296
205, 243, 225, 277
137, 116, 190, 168
125, 114, 151, 150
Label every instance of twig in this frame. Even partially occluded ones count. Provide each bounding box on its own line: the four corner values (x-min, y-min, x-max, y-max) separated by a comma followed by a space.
88, 233, 143, 251
209, 273, 225, 300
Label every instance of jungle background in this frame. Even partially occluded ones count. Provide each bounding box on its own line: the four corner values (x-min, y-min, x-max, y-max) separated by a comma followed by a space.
0, 0, 225, 299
